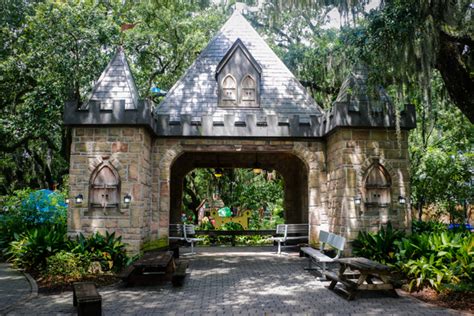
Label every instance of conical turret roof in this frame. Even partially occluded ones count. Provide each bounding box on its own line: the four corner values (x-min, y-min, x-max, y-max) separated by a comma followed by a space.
85, 47, 139, 110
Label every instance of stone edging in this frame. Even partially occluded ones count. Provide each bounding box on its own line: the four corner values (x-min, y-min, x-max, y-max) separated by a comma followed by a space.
23, 272, 39, 300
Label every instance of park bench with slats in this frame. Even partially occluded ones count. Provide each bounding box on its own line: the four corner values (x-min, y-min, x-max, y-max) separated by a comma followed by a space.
301, 230, 345, 275
269, 224, 309, 254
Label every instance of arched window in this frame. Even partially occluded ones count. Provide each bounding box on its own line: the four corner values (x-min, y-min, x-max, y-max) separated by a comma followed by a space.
364, 163, 391, 206
241, 75, 256, 103
89, 162, 120, 208
222, 75, 237, 101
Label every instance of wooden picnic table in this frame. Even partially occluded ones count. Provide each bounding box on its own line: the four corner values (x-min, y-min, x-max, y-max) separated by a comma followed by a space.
324, 257, 398, 300
121, 251, 176, 286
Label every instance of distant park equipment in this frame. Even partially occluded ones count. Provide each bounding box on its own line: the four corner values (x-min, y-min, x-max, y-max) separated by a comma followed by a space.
211, 208, 251, 229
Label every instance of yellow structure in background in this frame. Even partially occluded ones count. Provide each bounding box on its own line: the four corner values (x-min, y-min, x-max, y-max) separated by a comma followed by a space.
210, 210, 251, 229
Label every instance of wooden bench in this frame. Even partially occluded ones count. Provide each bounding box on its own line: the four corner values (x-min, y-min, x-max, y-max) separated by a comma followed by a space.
269, 224, 309, 254
169, 224, 204, 254
120, 251, 175, 287
301, 230, 345, 275
72, 282, 101, 316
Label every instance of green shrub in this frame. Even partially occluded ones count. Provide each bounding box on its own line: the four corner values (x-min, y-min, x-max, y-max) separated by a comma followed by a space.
220, 222, 244, 230
395, 231, 474, 292
69, 231, 128, 272
352, 222, 405, 264
235, 235, 272, 245
7, 224, 68, 270
44, 250, 90, 281
412, 220, 447, 234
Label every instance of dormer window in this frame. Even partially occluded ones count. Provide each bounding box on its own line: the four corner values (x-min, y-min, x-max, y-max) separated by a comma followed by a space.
216, 38, 261, 108
222, 75, 237, 105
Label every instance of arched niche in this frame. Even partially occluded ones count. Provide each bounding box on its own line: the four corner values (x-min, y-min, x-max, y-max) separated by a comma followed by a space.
89, 161, 121, 212
240, 74, 256, 105
364, 163, 391, 207
221, 74, 237, 105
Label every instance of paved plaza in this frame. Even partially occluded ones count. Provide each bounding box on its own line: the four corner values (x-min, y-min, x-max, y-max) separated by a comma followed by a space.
1, 247, 464, 315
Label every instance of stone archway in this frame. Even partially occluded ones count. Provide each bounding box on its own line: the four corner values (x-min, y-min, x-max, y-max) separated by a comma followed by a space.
151, 139, 326, 241
169, 151, 309, 225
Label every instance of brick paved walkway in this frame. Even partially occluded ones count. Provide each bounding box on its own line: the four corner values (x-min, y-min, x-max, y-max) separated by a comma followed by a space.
4, 247, 463, 315
0, 263, 32, 314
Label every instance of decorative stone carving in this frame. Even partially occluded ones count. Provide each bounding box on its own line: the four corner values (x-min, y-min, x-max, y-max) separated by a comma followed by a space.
364, 163, 391, 207
89, 161, 120, 214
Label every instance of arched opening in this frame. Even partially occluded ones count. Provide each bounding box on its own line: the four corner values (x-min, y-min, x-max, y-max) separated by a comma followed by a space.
169, 152, 308, 226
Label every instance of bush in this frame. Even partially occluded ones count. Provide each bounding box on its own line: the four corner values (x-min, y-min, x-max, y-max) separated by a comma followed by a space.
7, 224, 68, 270
412, 220, 447, 234
352, 222, 405, 264
395, 231, 473, 292
44, 250, 90, 282
69, 231, 128, 272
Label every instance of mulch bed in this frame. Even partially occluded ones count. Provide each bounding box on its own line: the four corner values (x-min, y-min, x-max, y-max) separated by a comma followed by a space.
29, 271, 120, 294
406, 288, 474, 313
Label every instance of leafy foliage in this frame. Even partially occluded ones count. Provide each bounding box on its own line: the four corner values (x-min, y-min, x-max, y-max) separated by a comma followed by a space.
352, 222, 405, 264
412, 220, 447, 234
7, 224, 68, 270
183, 168, 284, 229
395, 231, 473, 292
44, 250, 90, 282
69, 231, 128, 272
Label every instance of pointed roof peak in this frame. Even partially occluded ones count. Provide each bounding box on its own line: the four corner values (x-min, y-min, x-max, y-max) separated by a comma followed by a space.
156, 10, 322, 120
85, 47, 139, 110
216, 38, 262, 75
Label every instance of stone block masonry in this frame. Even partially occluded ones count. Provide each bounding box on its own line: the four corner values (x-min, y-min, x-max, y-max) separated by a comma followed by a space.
68, 127, 153, 254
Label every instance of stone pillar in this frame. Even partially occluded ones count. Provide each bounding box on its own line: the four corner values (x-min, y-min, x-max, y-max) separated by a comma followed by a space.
67, 127, 153, 254
326, 128, 411, 253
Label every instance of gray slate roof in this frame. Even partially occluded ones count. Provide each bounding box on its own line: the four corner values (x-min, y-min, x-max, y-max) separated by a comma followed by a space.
84, 47, 139, 110
155, 11, 323, 121
334, 65, 392, 113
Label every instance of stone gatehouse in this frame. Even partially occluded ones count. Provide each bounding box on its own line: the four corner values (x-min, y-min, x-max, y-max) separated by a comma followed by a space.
64, 10, 415, 253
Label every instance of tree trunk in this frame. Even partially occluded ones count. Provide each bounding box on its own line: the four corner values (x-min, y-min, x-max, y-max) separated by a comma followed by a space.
435, 32, 474, 123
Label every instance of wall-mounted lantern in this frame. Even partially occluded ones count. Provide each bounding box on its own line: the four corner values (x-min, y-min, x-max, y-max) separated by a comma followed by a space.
65, 198, 70, 205
124, 194, 132, 204
398, 196, 406, 205
75, 194, 84, 204
354, 196, 362, 206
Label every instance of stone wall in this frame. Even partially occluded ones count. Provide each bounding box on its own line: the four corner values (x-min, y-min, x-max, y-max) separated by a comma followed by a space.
68, 127, 153, 253
325, 128, 411, 252
68, 127, 411, 255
